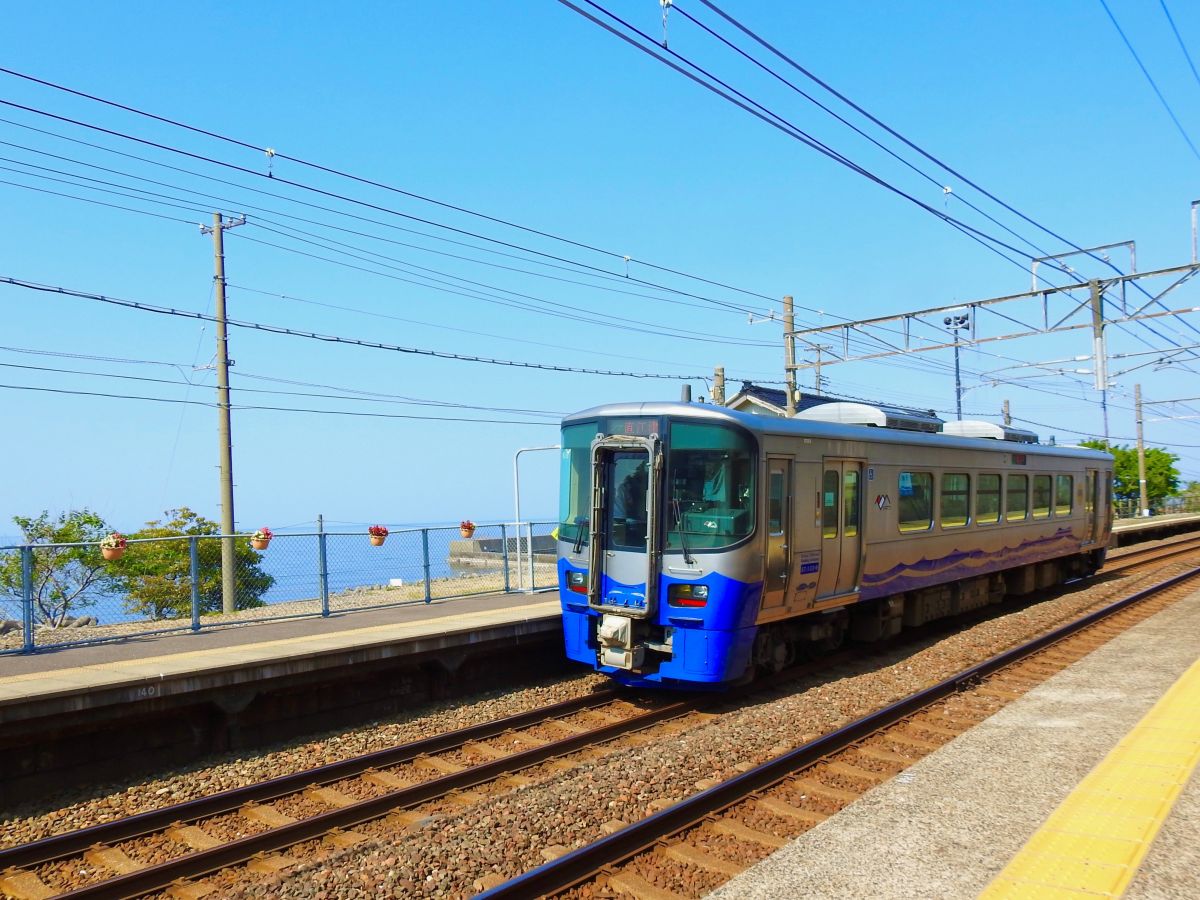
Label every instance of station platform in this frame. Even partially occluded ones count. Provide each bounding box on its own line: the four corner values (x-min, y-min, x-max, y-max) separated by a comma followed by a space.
712, 584, 1200, 899
0, 590, 562, 808
1111, 511, 1200, 546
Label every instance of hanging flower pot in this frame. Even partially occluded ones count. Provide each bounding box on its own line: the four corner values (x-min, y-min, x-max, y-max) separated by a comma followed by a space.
459, 520, 476, 539
251, 526, 273, 550
368, 525, 389, 546
99, 532, 127, 561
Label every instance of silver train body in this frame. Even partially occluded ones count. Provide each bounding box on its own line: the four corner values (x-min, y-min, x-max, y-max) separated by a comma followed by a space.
557, 401, 1113, 687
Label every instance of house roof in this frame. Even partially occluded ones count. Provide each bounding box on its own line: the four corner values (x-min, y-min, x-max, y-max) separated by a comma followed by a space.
725, 381, 938, 419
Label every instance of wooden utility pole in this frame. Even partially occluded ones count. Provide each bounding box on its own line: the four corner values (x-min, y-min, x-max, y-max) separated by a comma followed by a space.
783, 296, 796, 417
712, 366, 726, 405
201, 212, 246, 612
1135, 383, 1149, 517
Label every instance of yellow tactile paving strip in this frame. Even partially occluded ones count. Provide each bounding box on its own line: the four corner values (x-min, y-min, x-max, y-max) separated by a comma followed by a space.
979, 658, 1200, 899
0, 600, 560, 703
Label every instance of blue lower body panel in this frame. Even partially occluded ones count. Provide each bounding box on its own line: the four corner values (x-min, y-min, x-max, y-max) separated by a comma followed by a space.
559, 606, 756, 688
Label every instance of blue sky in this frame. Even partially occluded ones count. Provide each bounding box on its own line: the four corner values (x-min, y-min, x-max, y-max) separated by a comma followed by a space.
2, 0, 1199, 536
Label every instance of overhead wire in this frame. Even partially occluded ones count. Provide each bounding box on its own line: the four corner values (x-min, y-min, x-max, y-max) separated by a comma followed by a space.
0, 64, 791, 307
225, 283, 715, 370
0, 275, 708, 380
0, 360, 566, 417
1099, 0, 1200, 162
1159, 0, 1200, 93
684, 0, 1200, 349
0, 94, 773, 316
0, 138, 757, 318
0, 382, 559, 425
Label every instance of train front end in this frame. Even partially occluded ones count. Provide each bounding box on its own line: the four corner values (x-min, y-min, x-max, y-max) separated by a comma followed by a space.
557, 405, 762, 688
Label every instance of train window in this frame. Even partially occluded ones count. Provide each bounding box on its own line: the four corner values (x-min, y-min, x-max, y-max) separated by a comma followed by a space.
941, 473, 969, 527
558, 422, 599, 546
898, 471, 933, 532
1056, 475, 1073, 515
665, 422, 756, 550
1032, 475, 1052, 519
1006, 474, 1029, 521
977, 474, 1001, 524
822, 470, 840, 538
769, 470, 785, 534
844, 470, 860, 537
608, 453, 649, 550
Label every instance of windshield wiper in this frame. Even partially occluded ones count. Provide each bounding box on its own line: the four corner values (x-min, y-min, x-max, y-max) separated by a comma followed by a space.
571, 516, 588, 555
672, 497, 695, 565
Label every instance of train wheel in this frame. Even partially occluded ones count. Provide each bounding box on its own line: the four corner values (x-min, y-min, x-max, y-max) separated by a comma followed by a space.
752, 629, 790, 674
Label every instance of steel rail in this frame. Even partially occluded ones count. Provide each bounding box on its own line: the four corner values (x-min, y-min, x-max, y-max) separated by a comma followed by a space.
1103, 535, 1200, 572
0, 689, 622, 870
42, 698, 700, 900
479, 565, 1200, 898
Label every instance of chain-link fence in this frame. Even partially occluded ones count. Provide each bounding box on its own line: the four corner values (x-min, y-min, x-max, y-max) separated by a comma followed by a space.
0, 522, 560, 655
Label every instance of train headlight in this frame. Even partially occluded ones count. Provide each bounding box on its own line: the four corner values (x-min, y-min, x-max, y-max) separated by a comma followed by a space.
567, 570, 588, 594
668, 583, 709, 607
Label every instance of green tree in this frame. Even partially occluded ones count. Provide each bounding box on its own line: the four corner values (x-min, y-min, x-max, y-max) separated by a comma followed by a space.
0, 509, 118, 626
1079, 440, 1180, 503
1180, 480, 1200, 510
117, 508, 273, 619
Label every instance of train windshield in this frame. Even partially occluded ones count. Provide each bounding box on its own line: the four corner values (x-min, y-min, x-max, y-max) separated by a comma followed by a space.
559, 422, 597, 546
666, 422, 755, 550
558, 417, 755, 551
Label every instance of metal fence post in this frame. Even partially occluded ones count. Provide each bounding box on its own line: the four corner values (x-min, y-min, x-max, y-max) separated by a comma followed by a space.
190, 536, 201, 632
501, 523, 510, 592
21, 545, 34, 653
527, 522, 536, 592
318, 531, 330, 617
421, 528, 432, 603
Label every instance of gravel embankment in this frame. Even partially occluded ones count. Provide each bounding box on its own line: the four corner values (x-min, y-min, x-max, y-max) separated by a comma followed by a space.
2, 561, 1191, 898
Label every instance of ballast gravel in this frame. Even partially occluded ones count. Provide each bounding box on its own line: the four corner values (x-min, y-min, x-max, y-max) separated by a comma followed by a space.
2, 560, 1193, 899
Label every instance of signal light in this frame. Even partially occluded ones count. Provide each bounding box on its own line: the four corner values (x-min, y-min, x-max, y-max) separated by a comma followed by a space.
668, 583, 709, 607
567, 570, 588, 594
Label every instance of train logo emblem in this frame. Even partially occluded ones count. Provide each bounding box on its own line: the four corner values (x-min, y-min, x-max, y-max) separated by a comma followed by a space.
875, 494, 891, 510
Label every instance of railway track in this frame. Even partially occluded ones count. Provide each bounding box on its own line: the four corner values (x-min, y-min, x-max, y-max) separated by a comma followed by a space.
1102, 532, 1200, 573
0, 691, 708, 899
0, 658, 861, 899
480, 564, 1200, 899
3, 538, 1197, 900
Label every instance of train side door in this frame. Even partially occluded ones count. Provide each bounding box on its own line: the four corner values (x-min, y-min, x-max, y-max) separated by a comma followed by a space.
1083, 469, 1096, 542
761, 457, 792, 610
815, 459, 863, 600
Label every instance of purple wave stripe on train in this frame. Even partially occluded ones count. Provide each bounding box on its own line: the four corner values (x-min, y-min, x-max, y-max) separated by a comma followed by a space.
860, 528, 1079, 598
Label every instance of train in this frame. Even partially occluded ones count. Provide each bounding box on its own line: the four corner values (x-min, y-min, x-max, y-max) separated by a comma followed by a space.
556, 400, 1113, 688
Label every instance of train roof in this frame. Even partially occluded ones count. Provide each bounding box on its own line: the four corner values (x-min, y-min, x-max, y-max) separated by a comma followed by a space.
561, 401, 1113, 462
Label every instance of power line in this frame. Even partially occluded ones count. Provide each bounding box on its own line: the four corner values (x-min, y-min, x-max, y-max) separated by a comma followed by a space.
1099, 0, 1200, 163
0, 360, 565, 417
226, 283, 713, 370
1160, 0, 1200, 93
686, 0, 1200, 348
670, 1, 1058, 263
0, 140, 757, 319
0, 68, 782, 310
557, 0, 1043, 269
0, 382, 559, 425
241, 221, 776, 346
0, 275, 707, 380
231, 230, 773, 347
0, 148, 773, 345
